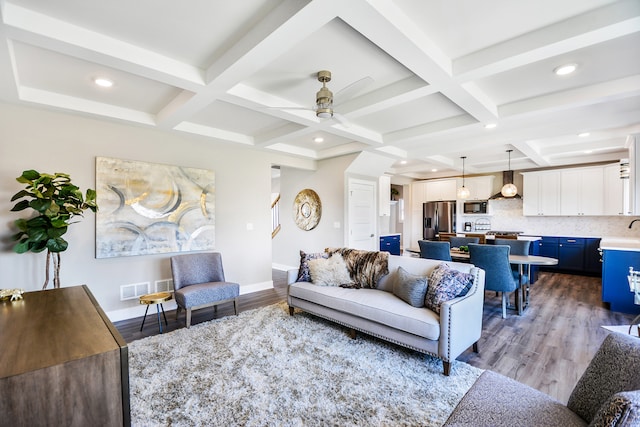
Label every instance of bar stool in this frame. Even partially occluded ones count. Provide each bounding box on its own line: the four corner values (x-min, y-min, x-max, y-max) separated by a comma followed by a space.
139, 291, 172, 333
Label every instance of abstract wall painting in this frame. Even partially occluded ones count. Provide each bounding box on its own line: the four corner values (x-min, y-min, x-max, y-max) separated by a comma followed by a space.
96, 157, 215, 258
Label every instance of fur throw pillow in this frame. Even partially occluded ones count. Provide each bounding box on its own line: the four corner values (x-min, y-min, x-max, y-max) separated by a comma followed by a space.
325, 248, 389, 289
296, 250, 329, 282
308, 254, 353, 287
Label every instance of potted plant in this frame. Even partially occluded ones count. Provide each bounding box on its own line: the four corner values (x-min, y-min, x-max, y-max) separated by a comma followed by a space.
10, 170, 97, 289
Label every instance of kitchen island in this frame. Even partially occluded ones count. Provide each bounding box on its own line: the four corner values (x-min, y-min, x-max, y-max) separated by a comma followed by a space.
600, 237, 640, 314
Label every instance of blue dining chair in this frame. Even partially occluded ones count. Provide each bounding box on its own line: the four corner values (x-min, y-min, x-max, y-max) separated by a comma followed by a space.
468, 243, 519, 318
449, 236, 480, 248
418, 240, 452, 261
495, 238, 532, 301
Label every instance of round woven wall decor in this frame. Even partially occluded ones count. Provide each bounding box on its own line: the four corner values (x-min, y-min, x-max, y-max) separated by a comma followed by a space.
293, 189, 321, 231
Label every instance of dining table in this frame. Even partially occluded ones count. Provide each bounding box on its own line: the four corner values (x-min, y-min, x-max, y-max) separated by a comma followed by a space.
449, 250, 558, 314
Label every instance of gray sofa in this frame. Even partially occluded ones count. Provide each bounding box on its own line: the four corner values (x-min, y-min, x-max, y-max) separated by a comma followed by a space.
287, 253, 486, 375
443, 332, 640, 426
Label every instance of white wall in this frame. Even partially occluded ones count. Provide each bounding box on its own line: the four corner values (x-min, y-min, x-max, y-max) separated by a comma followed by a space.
0, 103, 311, 319
271, 154, 357, 269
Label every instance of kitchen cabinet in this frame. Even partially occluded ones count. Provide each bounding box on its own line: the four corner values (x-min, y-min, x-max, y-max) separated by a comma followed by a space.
522, 171, 561, 216
379, 175, 391, 216
558, 237, 585, 271
460, 176, 494, 200
537, 236, 559, 259
603, 163, 630, 215
584, 238, 603, 274
560, 167, 603, 215
380, 234, 401, 255
425, 179, 457, 201
0, 285, 130, 426
602, 249, 640, 314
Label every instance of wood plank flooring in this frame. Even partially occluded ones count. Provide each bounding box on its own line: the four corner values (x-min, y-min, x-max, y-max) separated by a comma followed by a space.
114, 269, 634, 403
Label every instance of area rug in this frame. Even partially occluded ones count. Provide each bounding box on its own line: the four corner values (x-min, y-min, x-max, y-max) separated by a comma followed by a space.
128, 302, 482, 426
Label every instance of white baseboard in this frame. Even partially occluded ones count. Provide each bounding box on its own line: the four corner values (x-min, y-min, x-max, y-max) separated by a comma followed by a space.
106, 281, 274, 322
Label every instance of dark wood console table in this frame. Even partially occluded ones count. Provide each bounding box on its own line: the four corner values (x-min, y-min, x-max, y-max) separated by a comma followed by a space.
0, 285, 130, 426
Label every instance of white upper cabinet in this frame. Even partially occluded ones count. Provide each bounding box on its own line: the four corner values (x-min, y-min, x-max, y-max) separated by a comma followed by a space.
425, 179, 457, 201
603, 163, 629, 215
560, 167, 604, 216
522, 171, 561, 216
460, 176, 494, 200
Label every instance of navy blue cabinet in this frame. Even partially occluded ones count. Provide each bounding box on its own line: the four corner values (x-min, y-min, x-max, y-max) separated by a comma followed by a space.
602, 249, 640, 314
380, 234, 401, 256
584, 238, 602, 274
558, 238, 585, 271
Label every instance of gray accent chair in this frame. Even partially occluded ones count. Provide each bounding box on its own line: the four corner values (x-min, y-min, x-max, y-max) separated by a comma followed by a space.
449, 236, 480, 248
444, 332, 640, 426
417, 240, 452, 261
170, 252, 240, 328
469, 243, 519, 318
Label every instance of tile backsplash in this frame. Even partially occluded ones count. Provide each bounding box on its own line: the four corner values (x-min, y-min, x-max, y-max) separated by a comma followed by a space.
462, 199, 640, 238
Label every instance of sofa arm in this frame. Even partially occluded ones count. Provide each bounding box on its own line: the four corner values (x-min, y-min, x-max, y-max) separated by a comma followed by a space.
287, 269, 299, 285
438, 267, 485, 363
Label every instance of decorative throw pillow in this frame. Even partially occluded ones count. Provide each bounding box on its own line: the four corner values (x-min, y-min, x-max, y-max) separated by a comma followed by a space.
424, 263, 474, 314
308, 254, 353, 287
296, 250, 329, 282
325, 248, 389, 289
392, 266, 428, 308
590, 390, 640, 427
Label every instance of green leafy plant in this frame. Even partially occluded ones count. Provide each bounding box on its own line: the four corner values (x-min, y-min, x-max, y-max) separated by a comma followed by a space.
10, 170, 97, 289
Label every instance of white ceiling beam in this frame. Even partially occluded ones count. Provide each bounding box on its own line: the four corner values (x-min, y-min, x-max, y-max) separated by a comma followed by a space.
500, 75, 640, 118
512, 141, 551, 167
385, 115, 478, 144
18, 86, 156, 125
341, 0, 498, 123
155, 0, 333, 129
1, 2, 205, 91
173, 122, 254, 145
454, 0, 640, 82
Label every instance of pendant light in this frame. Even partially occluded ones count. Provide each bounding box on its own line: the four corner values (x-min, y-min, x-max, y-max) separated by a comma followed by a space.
457, 156, 471, 199
501, 149, 518, 198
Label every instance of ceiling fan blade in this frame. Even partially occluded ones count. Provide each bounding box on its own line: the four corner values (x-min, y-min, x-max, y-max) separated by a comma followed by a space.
333, 112, 351, 128
334, 76, 374, 105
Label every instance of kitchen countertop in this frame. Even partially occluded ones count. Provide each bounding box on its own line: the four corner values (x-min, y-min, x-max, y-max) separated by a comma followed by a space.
599, 237, 640, 252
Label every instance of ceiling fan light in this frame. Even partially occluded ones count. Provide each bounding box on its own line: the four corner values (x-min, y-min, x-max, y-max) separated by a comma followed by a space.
501, 183, 518, 198
316, 109, 332, 118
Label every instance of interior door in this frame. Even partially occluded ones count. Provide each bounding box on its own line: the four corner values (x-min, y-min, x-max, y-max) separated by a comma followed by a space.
348, 178, 377, 251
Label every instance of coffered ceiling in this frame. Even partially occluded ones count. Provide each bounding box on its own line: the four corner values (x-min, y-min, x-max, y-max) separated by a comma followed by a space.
1, 0, 639, 179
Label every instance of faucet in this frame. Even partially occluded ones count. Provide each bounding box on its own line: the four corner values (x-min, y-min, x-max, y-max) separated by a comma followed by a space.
630, 219, 640, 229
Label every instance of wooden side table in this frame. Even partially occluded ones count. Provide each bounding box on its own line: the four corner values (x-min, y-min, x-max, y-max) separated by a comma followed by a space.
139, 291, 172, 333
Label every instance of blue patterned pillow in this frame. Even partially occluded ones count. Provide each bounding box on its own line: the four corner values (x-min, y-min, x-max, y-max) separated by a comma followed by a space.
424, 263, 474, 314
296, 250, 329, 282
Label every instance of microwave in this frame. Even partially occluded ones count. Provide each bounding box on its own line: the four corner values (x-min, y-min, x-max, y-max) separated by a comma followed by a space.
463, 201, 487, 214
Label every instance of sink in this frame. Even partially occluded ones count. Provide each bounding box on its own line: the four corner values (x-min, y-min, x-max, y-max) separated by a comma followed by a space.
600, 237, 640, 251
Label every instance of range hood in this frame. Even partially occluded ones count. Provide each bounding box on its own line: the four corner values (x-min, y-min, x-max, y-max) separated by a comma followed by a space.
489, 171, 522, 200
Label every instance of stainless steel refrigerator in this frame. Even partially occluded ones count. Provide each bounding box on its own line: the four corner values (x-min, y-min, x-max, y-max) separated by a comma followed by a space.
423, 201, 456, 240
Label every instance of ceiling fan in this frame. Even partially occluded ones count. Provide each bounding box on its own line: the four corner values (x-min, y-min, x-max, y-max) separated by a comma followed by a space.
269, 70, 372, 125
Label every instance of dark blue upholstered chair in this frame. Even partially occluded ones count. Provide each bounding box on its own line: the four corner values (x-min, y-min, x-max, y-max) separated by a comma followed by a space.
170, 252, 240, 328
494, 238, 531, 284
468, 243, 519, 318
449, 236, 480, 248
418, 240, 452, 261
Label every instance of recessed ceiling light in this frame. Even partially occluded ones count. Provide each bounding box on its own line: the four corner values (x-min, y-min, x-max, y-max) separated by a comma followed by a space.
484, 123, 497, 129
313, 137, 324, 143
584, 150, 593, 154
578, 132, 590, 137
400, 160, 407, 165
554, 64, 577, 76
94, 77, 113, 88
431, 169, 438, 172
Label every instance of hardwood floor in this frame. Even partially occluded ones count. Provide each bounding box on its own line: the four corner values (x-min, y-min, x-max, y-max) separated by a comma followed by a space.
114, 268, 634, 403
